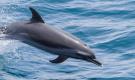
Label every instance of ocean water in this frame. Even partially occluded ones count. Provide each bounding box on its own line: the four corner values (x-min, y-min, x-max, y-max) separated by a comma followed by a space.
0, 0, 135, 80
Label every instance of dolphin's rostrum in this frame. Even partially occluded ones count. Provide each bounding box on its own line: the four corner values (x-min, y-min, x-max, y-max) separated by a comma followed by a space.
6, 7, 102, 66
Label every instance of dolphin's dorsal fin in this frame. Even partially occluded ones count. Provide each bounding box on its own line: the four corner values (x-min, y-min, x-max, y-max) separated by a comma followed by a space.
29, 7, 44, 23
49, 55, 68, 63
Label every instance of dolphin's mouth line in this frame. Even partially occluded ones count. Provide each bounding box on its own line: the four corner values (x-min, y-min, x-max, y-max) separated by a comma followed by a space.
88, 58, 102, 66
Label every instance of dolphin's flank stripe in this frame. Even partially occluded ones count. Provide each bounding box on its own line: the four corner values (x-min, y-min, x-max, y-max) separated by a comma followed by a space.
32, 38, 72, 49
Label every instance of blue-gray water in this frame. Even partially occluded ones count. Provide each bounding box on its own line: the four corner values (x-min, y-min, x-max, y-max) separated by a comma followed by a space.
0, 0, 135, 80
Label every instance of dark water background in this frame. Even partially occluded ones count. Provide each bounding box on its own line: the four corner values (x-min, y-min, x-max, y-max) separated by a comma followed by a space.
0, 0, 135, 80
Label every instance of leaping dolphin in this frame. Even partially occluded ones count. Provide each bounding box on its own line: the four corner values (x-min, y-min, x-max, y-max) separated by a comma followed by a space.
5, 7, 102, 66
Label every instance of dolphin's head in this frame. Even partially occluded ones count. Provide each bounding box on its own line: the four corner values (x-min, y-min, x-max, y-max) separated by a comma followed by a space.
84, 55, 102, 66
74, 44, 102, 66
79, 53, 102, 66
77, 50, 102, 66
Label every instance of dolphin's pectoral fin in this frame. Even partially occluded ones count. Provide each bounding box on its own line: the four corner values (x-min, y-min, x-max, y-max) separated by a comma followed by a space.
49, 55, 68, 63
29, 7, 44, 23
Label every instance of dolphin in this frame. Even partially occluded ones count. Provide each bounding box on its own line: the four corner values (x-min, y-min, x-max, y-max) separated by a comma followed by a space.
5, 7, 102, 66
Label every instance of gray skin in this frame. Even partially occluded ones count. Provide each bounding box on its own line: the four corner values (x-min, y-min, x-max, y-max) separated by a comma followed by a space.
5, 7, 102, 66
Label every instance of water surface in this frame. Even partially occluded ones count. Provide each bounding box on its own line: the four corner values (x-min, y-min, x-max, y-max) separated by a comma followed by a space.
0, 0, 135, 80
